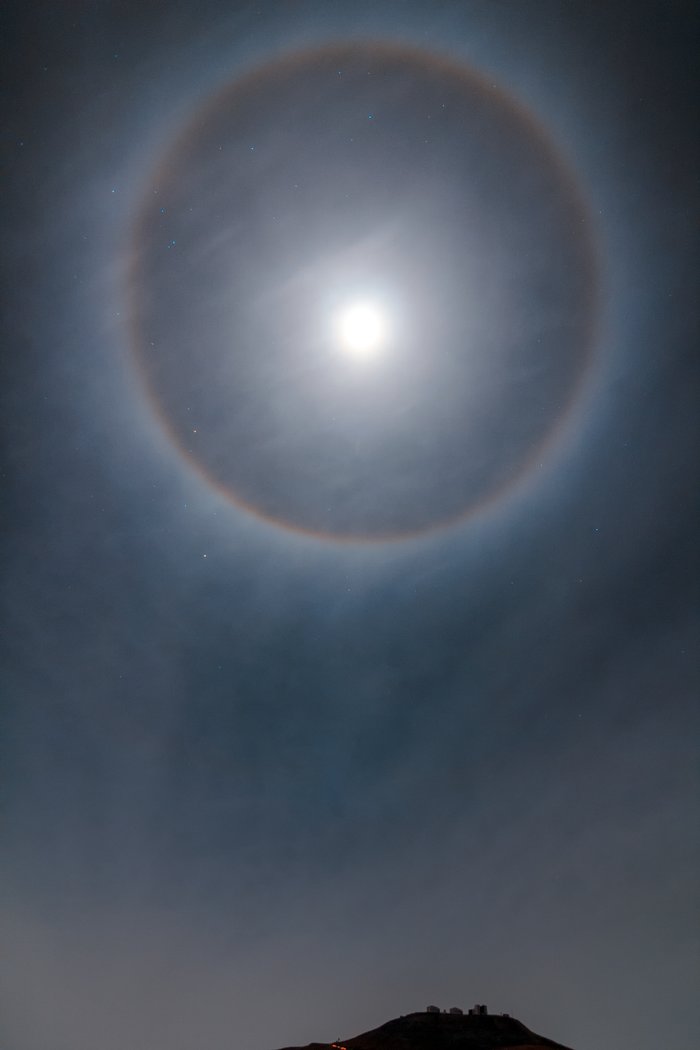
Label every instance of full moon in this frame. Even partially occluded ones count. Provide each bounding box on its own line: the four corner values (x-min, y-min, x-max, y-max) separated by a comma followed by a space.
335, 300, 388, 359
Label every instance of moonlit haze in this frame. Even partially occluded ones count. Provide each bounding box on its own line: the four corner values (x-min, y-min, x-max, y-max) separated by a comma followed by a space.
1, 4, 697, 1050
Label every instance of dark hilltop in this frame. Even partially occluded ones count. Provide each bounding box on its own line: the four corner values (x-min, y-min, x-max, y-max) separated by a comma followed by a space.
274, 1007, 574, 1050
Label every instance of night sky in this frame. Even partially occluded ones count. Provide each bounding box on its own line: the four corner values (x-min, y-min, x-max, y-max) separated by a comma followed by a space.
1, 4, 698, 1050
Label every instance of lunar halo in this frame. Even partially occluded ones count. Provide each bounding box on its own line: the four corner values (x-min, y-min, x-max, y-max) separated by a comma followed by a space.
126, 41, 600, 543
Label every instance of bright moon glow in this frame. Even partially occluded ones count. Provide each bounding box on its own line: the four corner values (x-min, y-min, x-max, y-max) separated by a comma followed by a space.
335, 301, 388, 358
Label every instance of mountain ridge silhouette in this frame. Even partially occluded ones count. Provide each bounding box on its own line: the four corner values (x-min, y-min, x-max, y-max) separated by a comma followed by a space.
273, 1009, 575, 1050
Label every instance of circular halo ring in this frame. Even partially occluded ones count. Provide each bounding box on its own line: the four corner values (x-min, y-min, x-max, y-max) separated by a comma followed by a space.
126, 40, 601, 544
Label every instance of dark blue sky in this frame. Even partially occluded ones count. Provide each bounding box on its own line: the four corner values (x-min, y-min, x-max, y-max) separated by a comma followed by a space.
1, 3, 697, 1049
